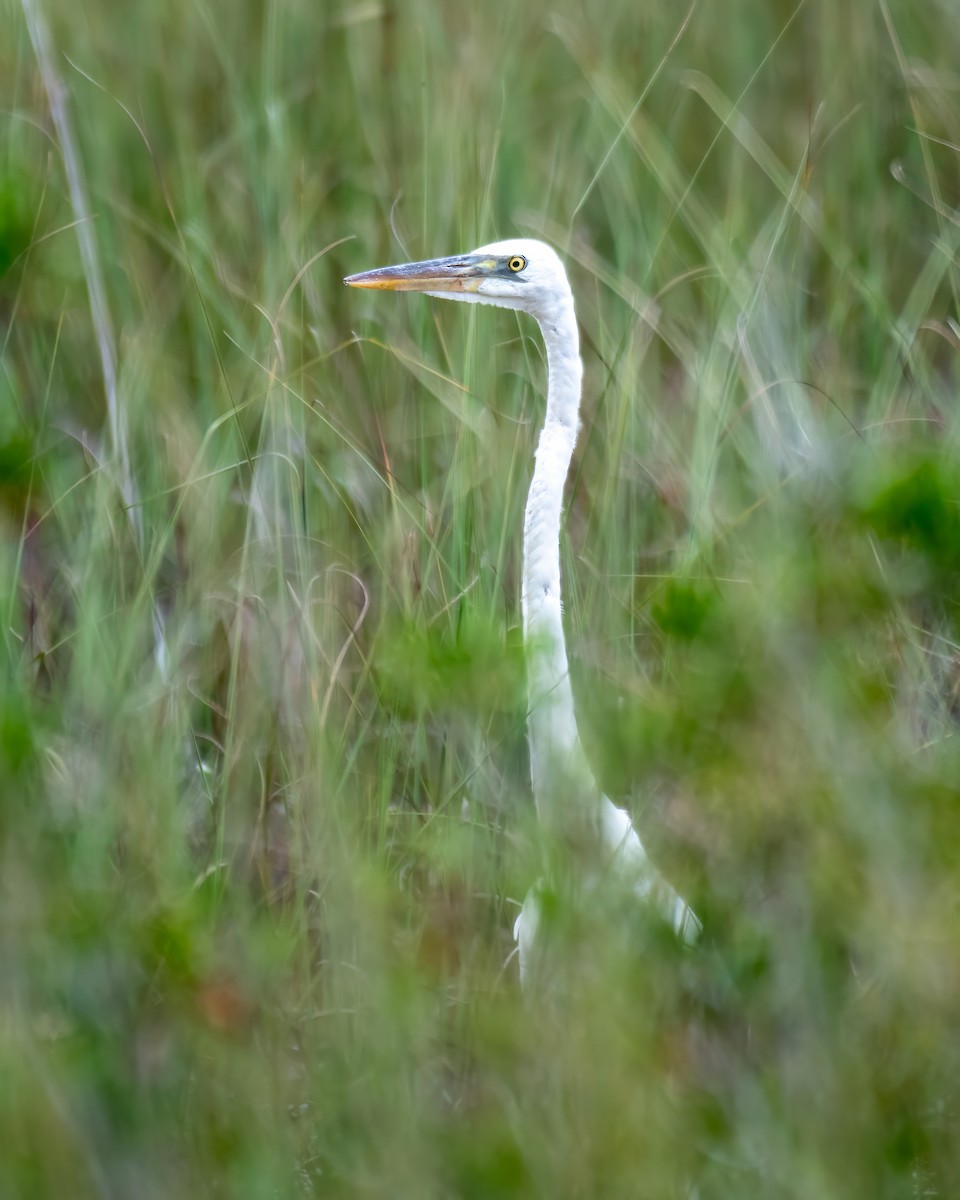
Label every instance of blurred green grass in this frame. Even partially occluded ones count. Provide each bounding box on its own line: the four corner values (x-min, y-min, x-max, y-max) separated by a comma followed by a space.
2, 0, 960, 1194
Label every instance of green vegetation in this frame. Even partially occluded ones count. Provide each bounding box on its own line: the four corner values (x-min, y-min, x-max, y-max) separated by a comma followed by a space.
3, 0, 960, 1194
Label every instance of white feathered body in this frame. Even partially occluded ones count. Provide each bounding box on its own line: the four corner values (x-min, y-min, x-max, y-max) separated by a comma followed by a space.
345, 238, 699, 986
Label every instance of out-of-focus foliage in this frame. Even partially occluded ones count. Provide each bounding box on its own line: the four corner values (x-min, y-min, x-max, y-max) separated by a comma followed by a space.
2, 0, 959, 1195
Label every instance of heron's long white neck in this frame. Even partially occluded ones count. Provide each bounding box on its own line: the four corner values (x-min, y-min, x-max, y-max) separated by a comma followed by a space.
522, 294, 595, 830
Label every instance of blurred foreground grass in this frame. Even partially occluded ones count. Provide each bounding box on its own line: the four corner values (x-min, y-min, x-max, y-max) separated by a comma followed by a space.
2, 0, 960, 1195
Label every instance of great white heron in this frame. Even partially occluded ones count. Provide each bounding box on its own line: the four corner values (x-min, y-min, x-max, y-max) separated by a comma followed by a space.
345, 238, 700, 983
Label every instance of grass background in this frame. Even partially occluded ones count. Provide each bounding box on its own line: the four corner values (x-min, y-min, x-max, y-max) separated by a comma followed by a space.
3, 0, 960, 1195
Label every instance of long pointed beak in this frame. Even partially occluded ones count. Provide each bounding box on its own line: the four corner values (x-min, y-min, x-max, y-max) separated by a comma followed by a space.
344, 254, 492, 293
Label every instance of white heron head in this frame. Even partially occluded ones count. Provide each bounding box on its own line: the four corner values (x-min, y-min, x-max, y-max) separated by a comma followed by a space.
344, 237, 572, 321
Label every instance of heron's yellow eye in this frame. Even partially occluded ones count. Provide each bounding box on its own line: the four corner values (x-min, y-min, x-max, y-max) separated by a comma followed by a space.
508, 255, 526, 273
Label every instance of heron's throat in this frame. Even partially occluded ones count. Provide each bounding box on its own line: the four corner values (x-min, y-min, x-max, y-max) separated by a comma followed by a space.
521, 298, 591, 822
540, 300, 583, 431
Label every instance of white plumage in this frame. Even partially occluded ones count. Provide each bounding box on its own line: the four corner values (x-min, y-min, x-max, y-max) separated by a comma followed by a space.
346, 238, 699, 985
